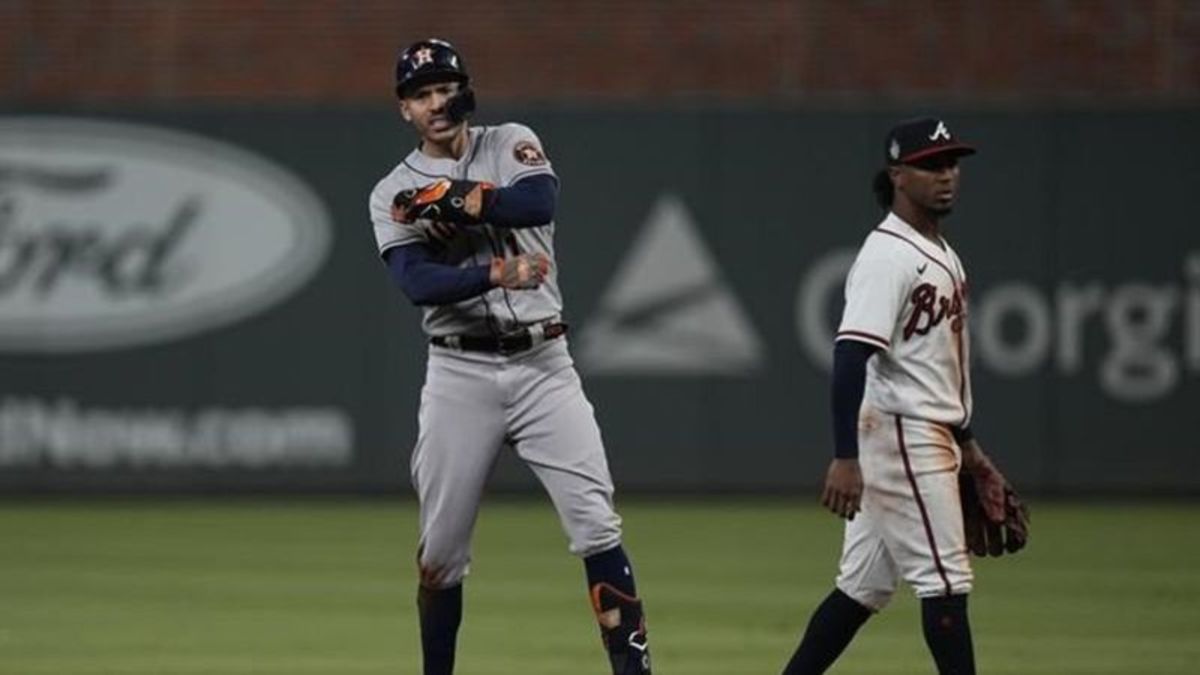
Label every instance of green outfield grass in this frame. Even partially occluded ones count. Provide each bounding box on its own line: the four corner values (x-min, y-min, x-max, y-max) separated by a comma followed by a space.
1, 498, 1197, 674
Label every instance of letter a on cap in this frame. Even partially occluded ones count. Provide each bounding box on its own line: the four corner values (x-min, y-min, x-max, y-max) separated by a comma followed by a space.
929, 121, 951, 141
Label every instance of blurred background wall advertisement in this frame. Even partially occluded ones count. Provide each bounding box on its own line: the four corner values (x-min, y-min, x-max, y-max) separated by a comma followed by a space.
1, 3, 1196, 674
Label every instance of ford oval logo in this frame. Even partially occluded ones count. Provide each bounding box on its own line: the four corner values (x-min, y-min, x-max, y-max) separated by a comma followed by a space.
0, 117, 332, 352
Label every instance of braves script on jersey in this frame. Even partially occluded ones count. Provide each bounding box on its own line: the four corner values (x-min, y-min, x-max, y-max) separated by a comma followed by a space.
370, 124, 561, 336
836, 212, 973, 428
831, 210, 976, 609
782, 117, 998, 674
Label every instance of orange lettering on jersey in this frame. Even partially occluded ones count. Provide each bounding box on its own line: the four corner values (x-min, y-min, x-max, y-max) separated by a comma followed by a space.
903, 283, 965, 340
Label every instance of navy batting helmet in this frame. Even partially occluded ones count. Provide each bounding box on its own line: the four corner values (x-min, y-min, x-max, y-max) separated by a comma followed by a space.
395, 38, 469, 99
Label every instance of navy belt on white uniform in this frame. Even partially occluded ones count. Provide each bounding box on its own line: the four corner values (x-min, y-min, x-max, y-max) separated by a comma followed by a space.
430, 321, 568, 355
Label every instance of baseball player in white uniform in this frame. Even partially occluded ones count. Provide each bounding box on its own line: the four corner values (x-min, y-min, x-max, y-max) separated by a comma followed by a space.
781, 118, 1014, 674
369, 39, 651, 675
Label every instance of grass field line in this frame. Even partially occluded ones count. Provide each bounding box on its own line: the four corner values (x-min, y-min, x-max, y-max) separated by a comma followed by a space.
1, 500, 1197, 674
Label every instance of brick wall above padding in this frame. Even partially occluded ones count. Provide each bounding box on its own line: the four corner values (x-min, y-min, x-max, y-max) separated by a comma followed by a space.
2, 0, 1197, 103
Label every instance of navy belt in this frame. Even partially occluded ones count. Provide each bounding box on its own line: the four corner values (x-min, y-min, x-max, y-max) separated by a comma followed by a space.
430, 322, 568, 355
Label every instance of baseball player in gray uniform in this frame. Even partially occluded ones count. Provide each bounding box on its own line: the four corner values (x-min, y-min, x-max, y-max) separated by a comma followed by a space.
369, 39, 651, 675
780, 118, 1024, 674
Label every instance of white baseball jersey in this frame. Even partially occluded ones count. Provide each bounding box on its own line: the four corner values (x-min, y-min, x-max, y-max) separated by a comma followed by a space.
835, 211, 973, 429
832, 211, 976, 607
369, 123, 561, 336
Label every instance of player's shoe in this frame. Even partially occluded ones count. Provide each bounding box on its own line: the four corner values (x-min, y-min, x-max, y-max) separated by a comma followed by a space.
590, 582, 652, 675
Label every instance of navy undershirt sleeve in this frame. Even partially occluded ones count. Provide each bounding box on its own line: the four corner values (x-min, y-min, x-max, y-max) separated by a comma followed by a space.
481, 174, 558, 228
384, 243, 492, 307
832, 339, 882, 459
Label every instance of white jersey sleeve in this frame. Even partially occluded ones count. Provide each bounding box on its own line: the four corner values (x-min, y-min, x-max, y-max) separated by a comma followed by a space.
486, 123, 556, 187
368, 169, 429, 257
836, 236, 913, 352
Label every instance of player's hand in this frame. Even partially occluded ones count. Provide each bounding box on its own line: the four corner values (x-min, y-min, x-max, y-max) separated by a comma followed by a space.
821, 458, 863, 520
490, 253, 550, 290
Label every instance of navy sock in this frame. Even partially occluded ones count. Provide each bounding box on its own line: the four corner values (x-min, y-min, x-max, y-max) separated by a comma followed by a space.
782, 589, 872, 674
585, 544, 637, 597
418, 584, 462, 675
921, 594, 975, 675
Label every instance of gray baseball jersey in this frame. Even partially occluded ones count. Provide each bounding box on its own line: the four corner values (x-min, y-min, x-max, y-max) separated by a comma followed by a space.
370, 123, 562, 336
370, 122, 622, 590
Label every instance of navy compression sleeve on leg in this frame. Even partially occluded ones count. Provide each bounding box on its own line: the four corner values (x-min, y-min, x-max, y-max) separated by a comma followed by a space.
831, 340, 880, 459
781, 588, 872, 674
921, 594, 976, 675
418, 584, 463, 675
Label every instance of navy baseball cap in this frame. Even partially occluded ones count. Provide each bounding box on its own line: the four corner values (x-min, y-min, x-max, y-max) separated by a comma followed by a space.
885, 117, 976, 165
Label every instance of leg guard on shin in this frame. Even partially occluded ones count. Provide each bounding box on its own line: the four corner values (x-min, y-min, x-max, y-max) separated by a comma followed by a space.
591, 582, 651, 675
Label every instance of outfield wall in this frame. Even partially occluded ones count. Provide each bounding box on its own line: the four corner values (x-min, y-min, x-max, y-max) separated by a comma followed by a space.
1, 108, 1197, 493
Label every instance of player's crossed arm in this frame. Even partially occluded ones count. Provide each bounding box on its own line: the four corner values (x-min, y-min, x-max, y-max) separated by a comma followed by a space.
392, 174, 557, 230
384, 244, 550, 306
392, 178, 494, 226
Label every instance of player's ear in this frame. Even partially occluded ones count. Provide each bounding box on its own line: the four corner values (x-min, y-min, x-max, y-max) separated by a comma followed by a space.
398, 100, 413, 123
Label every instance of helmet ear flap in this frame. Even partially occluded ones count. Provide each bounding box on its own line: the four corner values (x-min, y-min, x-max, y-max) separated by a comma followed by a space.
446, 87, 476, 124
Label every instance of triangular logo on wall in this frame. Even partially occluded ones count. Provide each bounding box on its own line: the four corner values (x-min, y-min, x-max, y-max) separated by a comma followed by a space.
578, 194, 765, 375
